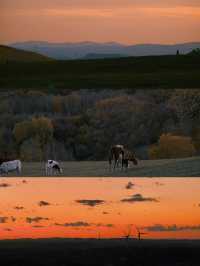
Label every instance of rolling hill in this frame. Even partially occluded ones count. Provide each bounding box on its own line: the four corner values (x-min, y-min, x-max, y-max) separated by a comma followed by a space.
0, 45, 52, 62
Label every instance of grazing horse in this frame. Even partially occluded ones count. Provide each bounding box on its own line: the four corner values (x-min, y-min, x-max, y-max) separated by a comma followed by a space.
0, 160, 22, 175
45, 160, 63, 176
109, 145, 124, 171
122, 149, 138, 170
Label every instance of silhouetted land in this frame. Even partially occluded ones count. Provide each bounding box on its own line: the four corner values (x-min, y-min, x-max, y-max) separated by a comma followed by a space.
0, 55, 200, 89
0, 238, 199, 266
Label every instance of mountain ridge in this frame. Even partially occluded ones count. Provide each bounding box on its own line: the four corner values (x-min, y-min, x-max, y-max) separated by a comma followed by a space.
9, 41, 200, 60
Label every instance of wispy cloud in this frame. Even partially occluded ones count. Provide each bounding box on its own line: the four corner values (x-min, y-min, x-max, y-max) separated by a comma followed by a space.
55, 221, 91, 227
144, 224, 200, 232
14, 206, 24, 210
121, 193, 158, 203
54, 221, 114, 228
38, 201, 51, 207
26, 217, 49, 223
75, 199, 105, 207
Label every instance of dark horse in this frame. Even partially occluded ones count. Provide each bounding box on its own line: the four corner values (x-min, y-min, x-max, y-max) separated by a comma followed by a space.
121, 149, 138, 170
109, 145, 138, 171
108, 145, 124, 171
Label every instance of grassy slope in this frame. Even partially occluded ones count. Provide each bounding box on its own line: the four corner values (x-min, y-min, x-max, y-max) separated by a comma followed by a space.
0, 45, 52, 62
3, 157, 200, 177
0, 54, 199, 89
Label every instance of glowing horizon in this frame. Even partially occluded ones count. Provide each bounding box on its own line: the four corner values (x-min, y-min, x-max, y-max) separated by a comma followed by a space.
0, 178, 200, 240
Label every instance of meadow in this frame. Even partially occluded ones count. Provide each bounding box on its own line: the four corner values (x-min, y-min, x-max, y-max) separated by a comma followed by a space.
0, 54, 200, 89
2, 156, 200, 177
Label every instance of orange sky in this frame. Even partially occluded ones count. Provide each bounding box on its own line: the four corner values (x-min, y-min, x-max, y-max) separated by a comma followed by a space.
0, 0, 200, 44
0, 178, 200, 240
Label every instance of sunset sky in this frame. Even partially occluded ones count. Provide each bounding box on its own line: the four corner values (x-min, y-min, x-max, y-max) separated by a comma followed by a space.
1, 0, 200, 44
0, 178, 200, 240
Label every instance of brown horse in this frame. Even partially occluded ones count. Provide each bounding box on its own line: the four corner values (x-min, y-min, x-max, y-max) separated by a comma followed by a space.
122, 149, 138, 170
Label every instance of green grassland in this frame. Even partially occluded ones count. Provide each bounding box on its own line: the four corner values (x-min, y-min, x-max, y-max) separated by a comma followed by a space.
0, 45, 200, 89
2, 157, 200, 177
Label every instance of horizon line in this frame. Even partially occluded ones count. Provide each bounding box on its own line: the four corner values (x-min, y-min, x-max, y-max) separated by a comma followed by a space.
4, 40, 200, 46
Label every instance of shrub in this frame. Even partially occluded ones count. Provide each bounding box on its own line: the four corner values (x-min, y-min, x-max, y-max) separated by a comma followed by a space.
149, 133, 196, 159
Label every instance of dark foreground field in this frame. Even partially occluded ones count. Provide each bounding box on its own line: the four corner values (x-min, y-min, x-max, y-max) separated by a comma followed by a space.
0, 238, 199, 266
1, 54, 200, 89
2, 156, 200, 177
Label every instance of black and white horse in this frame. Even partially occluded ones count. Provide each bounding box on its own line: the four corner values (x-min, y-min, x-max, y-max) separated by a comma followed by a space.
45, 160, 63, 176
0, 160, 22, 175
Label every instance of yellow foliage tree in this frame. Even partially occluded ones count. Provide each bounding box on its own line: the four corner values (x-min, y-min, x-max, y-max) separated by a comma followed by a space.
13, 121, 32, 145
31, 117, 53, 157
14, 117, 53, 160
149, 133, 196, 159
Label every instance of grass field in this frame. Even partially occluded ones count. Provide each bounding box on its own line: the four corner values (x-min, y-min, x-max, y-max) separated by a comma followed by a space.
2, 156, 200, 177
0, 54, 200, 89
0, 238, 199, 266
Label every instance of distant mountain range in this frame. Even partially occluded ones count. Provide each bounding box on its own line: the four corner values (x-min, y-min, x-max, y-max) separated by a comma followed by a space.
9, 41, 200, 60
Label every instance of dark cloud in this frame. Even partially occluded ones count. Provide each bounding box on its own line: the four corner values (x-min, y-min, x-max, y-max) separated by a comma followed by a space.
125, 182, 134, 189
75, 199, 105, 207
14, 206, 24, 210
95, 223, 114, 228
144, 224, 200, 232
155, 182, 164, 186
32, 225, 45, 228
121, 193, 158, 203
4, 228, 12, 231
102, 211, 109, 215
38, 201, 51, 207
54, 221, 114, 228
26, 217, 49, 223
0, 217, 9, 223
0, 183, 11, 188
11, 216, 16, 222
55, 221, 91, 227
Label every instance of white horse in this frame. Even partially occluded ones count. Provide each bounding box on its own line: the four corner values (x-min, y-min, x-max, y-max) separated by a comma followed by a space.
0, 160, 22, 175
45, 160, 63, 176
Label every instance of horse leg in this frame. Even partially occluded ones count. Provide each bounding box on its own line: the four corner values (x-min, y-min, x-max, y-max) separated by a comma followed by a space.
109, 157, 112, 172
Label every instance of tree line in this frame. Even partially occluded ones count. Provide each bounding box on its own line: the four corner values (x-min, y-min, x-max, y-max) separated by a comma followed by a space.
0, 89, 200, 161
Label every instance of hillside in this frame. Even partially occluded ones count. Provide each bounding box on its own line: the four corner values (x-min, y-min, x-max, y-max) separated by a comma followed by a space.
0, 45, 52, 62
0, 54, 200, 89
